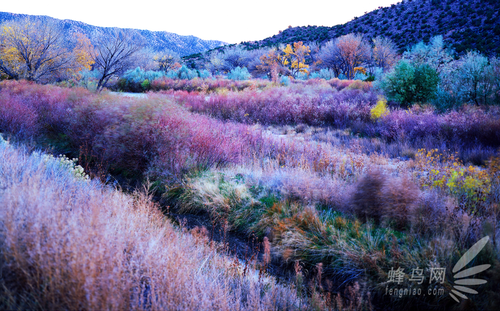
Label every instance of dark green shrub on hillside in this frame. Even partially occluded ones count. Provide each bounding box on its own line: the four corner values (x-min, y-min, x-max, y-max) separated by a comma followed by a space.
378, 60, 439, 107
413, 63, 440, 102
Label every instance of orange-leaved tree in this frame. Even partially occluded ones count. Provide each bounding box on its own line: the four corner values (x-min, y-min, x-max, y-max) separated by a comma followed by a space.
335, 34, 371, 79
318, 33, 370, 79
257, 48, 287, 83
69, 32, 95, 80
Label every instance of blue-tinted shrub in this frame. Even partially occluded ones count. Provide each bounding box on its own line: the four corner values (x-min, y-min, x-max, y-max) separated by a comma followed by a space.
118, 68, 166, 92
178, 66, 198, 80
354, 72, 368, 81
227, 67, 251, 81
280, 75, 291, 86
378, 60, 439, 107
338, 74, 347, 80
164, 66, 211, 80
123, 67, 165, 83
198, 69, 212, 79
434, 52, 500, 109
310, 69, 336, 80
78, 69, 101, 91
295, 72, 308, 81
165, 70, 178, 79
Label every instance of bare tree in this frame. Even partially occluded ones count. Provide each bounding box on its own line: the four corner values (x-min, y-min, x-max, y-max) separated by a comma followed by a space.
0, 17, 80, 82
317, 40, 344, 77
207, 50, 227, 75
245, 48, 270, 77
307, 42, 322, 73
222, 46, 252, 71
153, 48, 181, 72
92, 29, 142, 91
372, 36, 398, 71
318, 33, 371, 79
132, 47, 158, 71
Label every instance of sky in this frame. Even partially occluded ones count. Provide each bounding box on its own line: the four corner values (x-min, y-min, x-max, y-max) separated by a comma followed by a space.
1, 0, 401, 44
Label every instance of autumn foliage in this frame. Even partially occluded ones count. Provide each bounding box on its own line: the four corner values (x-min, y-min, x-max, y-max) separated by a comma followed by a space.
0, 17, 94, 82
281, 41, 310, 77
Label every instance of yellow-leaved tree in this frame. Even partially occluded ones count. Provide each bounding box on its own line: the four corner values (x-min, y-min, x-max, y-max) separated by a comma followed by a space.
0, 17, 94, 82
69, 32, 95, 80
281, 41, 310, 78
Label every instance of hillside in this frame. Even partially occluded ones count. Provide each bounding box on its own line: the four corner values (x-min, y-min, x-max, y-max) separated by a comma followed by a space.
0, 12, 226, 56
239, 0, 500, 55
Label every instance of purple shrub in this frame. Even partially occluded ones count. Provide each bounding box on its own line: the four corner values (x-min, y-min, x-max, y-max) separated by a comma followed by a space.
378, 110, 442, 142
375, 105, 500, 149
327, 78, 354, 91
0, 80, 90, 139
175, 84, 378, 127
441, 107, 500, 147
0, 91, 39, 138
0, 81, 268, 180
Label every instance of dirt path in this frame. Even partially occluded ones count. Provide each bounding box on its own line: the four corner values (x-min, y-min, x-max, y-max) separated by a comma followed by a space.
111, 92, 148, 98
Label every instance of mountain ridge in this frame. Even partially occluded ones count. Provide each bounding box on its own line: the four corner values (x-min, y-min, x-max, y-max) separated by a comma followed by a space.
237, 0, 499, 56
0, 11, 226, 56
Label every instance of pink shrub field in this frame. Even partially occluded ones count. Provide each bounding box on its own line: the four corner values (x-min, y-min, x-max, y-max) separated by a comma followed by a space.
0, 81, 265, 179
159, 82, 500, 163
1, 80, 499, 310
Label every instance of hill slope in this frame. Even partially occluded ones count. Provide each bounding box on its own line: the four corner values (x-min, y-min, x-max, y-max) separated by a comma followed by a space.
240, 0, 500, 55
0, 11, 226, 56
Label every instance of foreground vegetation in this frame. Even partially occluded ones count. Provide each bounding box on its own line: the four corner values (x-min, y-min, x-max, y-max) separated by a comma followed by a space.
2, 4, 500, 309
1, 79, 499, 309
0, 135, 319, 310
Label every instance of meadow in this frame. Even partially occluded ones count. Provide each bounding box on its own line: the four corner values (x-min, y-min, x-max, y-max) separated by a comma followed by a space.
1, 78, 499, 310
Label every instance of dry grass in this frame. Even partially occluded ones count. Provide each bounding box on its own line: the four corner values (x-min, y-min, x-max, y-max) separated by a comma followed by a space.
0, 137, 307, 310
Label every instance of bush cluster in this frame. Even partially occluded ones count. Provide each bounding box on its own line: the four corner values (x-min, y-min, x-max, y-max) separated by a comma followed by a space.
2, 80, 499, 310
179, 82, 377, 127
151, 78, 271, 93
116, 66, 212, 92
378, 37, 500, 110
159, 82, 500, 156
0, 80, 263, 181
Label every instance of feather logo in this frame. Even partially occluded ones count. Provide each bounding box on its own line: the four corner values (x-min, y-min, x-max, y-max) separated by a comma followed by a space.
450, 236, 491, 303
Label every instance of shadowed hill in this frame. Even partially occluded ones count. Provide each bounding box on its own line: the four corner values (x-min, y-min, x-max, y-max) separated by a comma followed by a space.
239, 0, 499, 56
